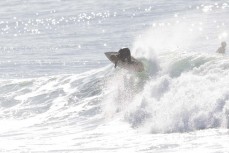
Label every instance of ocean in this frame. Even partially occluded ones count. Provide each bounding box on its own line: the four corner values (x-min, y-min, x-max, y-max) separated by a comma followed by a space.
0, 0, 229, 152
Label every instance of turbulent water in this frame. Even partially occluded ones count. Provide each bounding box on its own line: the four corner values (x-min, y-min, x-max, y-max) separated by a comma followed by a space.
1, 0, 229, 152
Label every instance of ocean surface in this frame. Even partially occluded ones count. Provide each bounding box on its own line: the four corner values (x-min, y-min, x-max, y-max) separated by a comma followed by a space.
0, 0, 229, 152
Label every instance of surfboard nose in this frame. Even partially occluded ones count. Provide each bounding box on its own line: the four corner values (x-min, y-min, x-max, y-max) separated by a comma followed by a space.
104, 52, 111, 59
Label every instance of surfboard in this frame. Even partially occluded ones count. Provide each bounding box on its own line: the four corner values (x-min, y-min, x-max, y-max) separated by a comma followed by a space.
104, 52, 144, 72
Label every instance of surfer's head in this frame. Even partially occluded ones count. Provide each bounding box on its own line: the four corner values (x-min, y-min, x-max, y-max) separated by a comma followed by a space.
221, 41, 227, 48
120, 47, 130, 52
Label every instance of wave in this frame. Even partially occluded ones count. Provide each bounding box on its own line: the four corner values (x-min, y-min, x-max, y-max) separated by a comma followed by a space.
103, 52, 229, 133
1, 52, 229, 133
0, 66, 110, 132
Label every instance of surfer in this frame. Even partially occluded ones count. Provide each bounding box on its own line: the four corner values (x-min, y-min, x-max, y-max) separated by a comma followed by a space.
104, 49, 144, 72
216, 41, 227, 54
115, 48, 132, 68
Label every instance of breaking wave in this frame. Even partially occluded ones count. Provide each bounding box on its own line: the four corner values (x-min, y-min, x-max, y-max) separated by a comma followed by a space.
1, 51, 229, 134
103, 51, 229, 133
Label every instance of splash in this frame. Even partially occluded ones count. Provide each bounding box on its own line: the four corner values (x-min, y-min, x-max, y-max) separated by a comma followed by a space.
102, 19, 229, 133
112, 52, 229, 133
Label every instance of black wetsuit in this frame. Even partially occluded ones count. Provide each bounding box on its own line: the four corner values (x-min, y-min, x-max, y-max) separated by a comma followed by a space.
115, 48, 131, 68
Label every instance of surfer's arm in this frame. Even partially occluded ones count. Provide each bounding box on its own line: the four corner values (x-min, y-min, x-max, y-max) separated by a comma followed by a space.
114, 60, 118, 68
114, 54, 119, 68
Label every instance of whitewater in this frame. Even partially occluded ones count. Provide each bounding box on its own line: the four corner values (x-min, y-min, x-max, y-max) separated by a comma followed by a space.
0, 0, 229, 152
